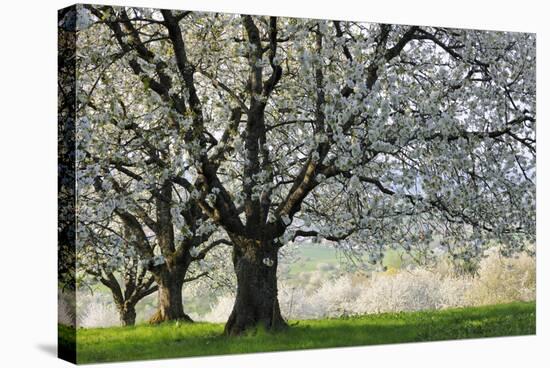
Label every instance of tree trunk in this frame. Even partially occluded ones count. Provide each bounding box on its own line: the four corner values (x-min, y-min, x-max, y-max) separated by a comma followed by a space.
224, 238, 287, 336
118, 303, 136, 327
149, 272, 193, 324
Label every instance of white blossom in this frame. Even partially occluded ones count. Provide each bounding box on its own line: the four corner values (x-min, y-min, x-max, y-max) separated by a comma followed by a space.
190, 247, 200, 258
281, 214, 291, 226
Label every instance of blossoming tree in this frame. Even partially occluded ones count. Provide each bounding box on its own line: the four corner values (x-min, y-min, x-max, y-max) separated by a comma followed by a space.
77, 218, 158, 326
77, 5, 535, 335
75, 12, 232, 322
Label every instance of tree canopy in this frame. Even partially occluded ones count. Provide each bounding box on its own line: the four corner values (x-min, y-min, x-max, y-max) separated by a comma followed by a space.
71, 4, 535, 334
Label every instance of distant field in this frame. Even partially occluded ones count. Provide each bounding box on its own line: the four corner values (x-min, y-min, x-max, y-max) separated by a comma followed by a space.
287, 244, 343, 273
285, 244, 409, 274
65, 301, 535, 364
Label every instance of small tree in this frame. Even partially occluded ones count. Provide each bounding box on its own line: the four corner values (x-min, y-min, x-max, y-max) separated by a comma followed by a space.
78, 220, 157, 326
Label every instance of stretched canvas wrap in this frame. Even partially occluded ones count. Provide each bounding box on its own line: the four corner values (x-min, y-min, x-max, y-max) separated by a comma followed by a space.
58, 3, 536, 364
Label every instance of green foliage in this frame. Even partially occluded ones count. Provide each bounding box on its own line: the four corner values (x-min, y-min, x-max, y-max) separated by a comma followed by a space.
74, 301, 535, 364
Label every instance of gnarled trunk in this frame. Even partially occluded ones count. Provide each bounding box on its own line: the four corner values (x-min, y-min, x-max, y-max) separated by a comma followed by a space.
224, 238, 287, 336
118, 303, 136, 326
149, 271, 193, 324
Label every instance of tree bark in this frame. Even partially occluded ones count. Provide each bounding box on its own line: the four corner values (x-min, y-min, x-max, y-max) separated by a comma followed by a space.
149, 271, 193, 324
118, 303, 137, 326
224, 238, 287, 336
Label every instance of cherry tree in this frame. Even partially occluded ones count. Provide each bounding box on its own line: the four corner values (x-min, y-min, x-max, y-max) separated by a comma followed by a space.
76, 117, 230, 323
58, 7, 78, 295
77, 218, 158, 326
76, 5, 535, 335
74, 9, 233, 322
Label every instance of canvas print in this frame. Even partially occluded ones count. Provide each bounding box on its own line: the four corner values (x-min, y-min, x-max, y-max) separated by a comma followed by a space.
58, 4, 536, 364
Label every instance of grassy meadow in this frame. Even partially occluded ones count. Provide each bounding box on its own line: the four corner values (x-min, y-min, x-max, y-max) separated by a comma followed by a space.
65, 301, 535, 364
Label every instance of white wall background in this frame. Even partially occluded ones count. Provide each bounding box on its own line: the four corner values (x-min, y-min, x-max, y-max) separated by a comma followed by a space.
0, 0, 547, 367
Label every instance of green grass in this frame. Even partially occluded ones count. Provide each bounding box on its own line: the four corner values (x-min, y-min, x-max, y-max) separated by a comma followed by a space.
68, 301, 535, 364
58, 324, 77, 363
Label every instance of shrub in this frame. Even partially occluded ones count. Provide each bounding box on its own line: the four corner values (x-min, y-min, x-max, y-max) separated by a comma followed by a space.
354, 269, 471, 314
58, 290, 76, 326
79, 302, 120, 328
200, 294, 235, 323
465, 250, 536, 305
